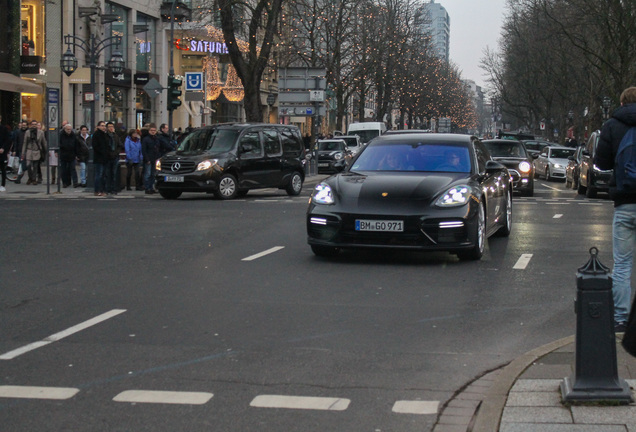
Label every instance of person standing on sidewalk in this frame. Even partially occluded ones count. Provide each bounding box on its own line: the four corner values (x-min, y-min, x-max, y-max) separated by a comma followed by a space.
77, 125, 91, 187
92, 121, 109, 196
141, 124, 160, 195
59, 123, 80, 188
124, 129, 143, 191
20, 120, 47, 185
105, 122, 123, 195
158, 123, 175, 156
12, 121, 28, 184
0, 115, 10, 192
594, 87, 636, 332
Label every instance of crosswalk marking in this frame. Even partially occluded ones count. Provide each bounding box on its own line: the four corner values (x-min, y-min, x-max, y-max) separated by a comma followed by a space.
113, 390, 213, 405
250, 395, 350, 411
392, 400, 439, 414
242, 246, 285, 261
0, 385, 79, 400
513, 254, 533, 270
553, 214, 563, 218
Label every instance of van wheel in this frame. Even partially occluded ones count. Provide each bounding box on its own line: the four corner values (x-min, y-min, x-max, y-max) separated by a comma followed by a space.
286, 172, 303, 196
215, 174, 238, 200
159, 190, 182, 200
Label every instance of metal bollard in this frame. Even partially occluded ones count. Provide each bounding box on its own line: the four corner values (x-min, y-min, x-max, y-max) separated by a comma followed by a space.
561, 247, 633, 402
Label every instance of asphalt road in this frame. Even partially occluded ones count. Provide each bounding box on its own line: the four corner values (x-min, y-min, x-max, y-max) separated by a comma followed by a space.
0, 180, 615, 431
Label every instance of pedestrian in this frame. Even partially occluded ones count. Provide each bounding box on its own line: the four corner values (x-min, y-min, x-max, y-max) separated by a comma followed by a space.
92, 121, 109, 196
105, 121, 124, 195
0, 115, 10, 192
20, 120, 47, 185
77, 125, 91, 187
59, 123, 80, 187
124, 129, 143, 191
158, 123, 175, 156
12, 121, 28, 184
594, 86, 636, 332
141, 123, 160, 194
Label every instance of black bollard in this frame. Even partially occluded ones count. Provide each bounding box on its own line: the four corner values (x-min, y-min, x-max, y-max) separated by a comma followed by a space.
561, 247, 633, 403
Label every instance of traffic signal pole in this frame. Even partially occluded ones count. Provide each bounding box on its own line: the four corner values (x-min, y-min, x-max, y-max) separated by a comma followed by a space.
168, 0, 177, 139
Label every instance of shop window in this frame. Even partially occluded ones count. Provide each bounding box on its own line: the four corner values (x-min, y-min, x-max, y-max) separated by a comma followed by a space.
106, 2, 129, 66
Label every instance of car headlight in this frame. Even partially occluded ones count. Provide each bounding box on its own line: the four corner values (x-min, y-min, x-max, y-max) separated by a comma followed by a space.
312, 183, 335, 205
334, 152, 343, 160
435, 185, 472, 207
155, 160, 161, 171
552, 163, 561, 168
518, 161, 532, 173
197, 159, 218, 171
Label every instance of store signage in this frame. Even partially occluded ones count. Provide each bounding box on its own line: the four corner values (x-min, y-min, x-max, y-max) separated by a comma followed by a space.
174, 38, 229, 54
134, 73, 150, 85
20, 56, 41, 74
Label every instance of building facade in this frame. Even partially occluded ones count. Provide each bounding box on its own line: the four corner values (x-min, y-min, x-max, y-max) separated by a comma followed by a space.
421, 0, 450, 62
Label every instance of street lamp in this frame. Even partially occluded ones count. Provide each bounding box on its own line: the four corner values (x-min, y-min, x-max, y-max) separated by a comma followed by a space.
60, 33, 124, 130
602, 96, 611, 120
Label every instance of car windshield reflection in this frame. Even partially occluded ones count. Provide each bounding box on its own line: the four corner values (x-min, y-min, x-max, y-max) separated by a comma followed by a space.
351, 143, 472, 173
549, 148, 575, 159
178, 129, 239, 154
484, 142, 525, 157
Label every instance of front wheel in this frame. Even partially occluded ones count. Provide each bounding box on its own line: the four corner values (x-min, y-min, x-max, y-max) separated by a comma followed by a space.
214, 173, 238, 200
286, 172, 303, 196
495, 192, 512, 237
545, 168, 551, 181
577, 178, 586, 194
586, 182, 597, 199
457, 204, 486, 261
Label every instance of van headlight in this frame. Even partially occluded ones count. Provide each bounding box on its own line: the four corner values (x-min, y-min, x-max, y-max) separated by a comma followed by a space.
197, 159, 218, 171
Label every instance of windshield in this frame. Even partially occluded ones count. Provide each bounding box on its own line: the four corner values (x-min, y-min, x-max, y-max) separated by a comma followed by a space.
341, 137, 359, 148
484, 141, 525, 157
177, 128, 239, 154
523, 141, 549, 152
317, 141, 346, 151
350, 130, 380, 144
549, 148, 575, 159
351, 142, 472, 173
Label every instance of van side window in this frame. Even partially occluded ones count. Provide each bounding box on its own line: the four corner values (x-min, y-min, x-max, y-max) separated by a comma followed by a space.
263, 130, 282, 157
239, 132, 263, 158
281, 128, 302, 157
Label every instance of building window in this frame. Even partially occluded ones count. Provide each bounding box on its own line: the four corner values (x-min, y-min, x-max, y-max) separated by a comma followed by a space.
135, 13, 155, 72
106, 2, 128, 65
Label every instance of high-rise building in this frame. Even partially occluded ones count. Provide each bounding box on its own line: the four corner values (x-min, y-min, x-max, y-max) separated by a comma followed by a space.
421, 0, 450, 62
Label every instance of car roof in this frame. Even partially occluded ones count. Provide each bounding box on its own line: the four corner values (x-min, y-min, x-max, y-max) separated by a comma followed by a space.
546, 146, 575, 150
372, 133, 474, 144
384, 129, 432, 135
483, 138, 522, 144
318, 139, 346, 143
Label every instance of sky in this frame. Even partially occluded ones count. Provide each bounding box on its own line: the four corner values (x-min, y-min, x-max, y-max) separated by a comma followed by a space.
440, 0, 507, 89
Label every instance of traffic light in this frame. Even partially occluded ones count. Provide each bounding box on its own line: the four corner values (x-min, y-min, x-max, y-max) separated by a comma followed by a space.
167, 75, 182, 111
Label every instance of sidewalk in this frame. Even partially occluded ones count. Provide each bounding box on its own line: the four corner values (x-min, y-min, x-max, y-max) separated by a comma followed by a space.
434, 335, 636, 432
0, 173, 330, 199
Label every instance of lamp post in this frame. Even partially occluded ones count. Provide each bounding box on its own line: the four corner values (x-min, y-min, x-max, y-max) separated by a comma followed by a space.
60, 33, 124, 130
602, 96, 611, 120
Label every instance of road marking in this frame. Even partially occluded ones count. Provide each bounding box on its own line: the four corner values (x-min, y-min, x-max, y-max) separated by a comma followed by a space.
553, 214, 563, 218
113, 390, 213, 405
0, 385, 79, 400
513, 254, 533, 270
392, 400, 439, 415
0, 309, 127, 360
242, 246, 285, 261
250, 395, 350, 411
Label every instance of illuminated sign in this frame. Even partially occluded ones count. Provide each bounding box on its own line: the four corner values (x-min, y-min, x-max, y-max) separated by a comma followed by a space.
175, 38, 229, 55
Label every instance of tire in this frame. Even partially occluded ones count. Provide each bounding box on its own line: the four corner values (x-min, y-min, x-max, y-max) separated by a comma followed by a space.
237, 190, 249, 197
577, 178, 586, 195
565, 177, 571, 188
457, 204, 486, 261
311, 245, 340, 257
545, 167, 551, 181
586, 183, 597, 199
214, 173, 238, 200
286, 172, 303, 196
572, 176, 578, 190
495, 192, 512, 237
159, 190, 182, 200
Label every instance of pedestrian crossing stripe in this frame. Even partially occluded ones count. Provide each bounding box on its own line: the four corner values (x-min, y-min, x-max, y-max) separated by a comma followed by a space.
0, 385, 79, 400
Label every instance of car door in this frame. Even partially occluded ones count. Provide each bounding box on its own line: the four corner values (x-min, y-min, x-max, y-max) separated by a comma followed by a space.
261, 128, 284, 186
535, 148, 548, 175
236, 129, 269, 189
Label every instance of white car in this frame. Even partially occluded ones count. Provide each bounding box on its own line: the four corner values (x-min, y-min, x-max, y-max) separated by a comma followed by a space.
534, 146, 576, 181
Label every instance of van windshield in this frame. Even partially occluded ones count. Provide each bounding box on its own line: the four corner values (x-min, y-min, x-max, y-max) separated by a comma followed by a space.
350, 130, 380, 144
178, 129, 239, 154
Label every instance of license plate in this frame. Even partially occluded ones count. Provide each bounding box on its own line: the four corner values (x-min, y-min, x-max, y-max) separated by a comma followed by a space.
355, 219, 404, 232
164, 176, 184, 182
318, 163, 329, 167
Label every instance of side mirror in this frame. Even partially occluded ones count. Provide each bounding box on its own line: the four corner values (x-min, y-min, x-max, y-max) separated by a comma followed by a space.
334, 159, 347, 172
531, 153, 539, 159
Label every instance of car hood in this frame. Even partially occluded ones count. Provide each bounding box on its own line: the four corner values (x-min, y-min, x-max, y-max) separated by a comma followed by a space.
492, 157, 527, 167
327, 172, 472, 213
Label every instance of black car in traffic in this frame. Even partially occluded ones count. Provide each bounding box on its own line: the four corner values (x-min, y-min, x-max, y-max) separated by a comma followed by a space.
483, 139, 535, 196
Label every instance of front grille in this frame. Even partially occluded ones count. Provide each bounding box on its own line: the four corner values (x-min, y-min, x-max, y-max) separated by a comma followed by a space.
160, 159, 197, 174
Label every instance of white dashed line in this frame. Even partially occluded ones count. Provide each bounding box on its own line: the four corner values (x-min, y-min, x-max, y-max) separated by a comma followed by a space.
513, 254, 533, 270
553, 214, 563, 218
0, 385, 79, 400
0, 309, 127, 360
113, 390, 213, 405
242, 246, 285, 261
250, 395, 350, 411
392, 400, 439, 414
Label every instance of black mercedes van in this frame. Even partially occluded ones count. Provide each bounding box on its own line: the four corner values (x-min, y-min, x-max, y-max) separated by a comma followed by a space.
155, 123, 306, 200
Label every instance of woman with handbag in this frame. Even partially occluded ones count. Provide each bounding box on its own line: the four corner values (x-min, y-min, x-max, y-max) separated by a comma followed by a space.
21, 120, 47, 185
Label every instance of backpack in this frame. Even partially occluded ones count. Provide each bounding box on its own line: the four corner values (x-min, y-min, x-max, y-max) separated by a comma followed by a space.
614, 126, 636, 192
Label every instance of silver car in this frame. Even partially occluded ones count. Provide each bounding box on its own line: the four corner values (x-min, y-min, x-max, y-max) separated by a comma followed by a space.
534, 146, 576, 181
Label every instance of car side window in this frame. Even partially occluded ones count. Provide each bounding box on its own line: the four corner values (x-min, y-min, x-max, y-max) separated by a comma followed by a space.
473, 141, 488, 173
263, 130, 282, 157
239, 132, 263, 159
281, 128, 302, 157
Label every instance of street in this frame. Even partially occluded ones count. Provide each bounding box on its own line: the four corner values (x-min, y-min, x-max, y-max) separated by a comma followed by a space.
0, 179, 614, 431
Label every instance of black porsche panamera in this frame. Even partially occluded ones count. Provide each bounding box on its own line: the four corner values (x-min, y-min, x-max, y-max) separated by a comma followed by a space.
306, 134, 513, 261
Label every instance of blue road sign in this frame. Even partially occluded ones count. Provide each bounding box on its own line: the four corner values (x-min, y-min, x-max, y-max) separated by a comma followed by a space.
185, 72, 203, 91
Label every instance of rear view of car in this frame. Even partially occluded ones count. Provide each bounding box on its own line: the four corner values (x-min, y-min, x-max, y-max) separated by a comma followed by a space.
577, 131, 612, 198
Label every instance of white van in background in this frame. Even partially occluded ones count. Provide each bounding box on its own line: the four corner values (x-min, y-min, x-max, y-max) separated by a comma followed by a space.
346, 122, 387, 144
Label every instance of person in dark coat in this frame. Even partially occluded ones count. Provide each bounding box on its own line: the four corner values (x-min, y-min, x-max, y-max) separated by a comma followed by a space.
105, 122, 124, 194
141, 123, 160, 194
92, 121, 109, 196
0, 115, 10, 192
12, 121, 28, 184
59, 123, 80, 187
594, 86, 636, 332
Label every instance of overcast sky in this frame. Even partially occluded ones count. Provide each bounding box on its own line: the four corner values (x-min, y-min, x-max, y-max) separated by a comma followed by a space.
441, 0, 507, 90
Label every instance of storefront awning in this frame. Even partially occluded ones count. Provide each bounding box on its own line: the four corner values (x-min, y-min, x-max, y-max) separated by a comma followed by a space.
0, 73, 42, 94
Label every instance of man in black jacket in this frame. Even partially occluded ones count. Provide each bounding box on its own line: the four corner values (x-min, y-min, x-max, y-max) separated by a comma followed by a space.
594, 86, 636, 332
92, 121, 109, 196
59, 123, 80, 187
141, 123, 160, 194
